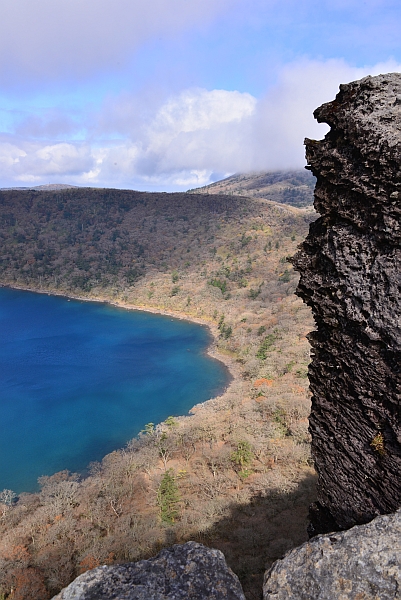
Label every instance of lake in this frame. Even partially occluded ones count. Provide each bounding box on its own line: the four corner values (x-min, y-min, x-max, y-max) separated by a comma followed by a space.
0, 288, 230, 493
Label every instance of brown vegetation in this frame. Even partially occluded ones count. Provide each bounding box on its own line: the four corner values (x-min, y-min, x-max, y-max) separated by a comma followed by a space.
0, 187, 316, 599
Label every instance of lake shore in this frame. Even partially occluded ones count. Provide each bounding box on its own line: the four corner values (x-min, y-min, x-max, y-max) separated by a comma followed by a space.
0, 282, 241, 419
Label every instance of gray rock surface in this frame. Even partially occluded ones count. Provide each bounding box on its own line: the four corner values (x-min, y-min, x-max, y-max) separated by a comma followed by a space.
263, 509, 401, 599
292, 73, 401, 534
52, 541, 246, 600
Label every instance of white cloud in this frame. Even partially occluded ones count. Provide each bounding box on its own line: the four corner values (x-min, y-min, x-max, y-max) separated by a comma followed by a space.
0, 143, 27, 168
237, 57, 401, 171
137, 88, 257, 174
0, 140, 94, 183
1, 59, 401, 190
152, 89, 256, 133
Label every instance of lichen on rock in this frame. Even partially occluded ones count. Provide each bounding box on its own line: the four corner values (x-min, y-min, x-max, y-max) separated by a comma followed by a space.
292, 73, 401, 535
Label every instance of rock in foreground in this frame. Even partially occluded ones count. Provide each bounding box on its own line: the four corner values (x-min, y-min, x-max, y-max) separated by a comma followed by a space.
293, 73, 401, 534
52, 541, 246, 600
263, 509, 401, 599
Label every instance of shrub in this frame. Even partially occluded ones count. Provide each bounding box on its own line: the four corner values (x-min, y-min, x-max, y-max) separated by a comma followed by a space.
126, 267, 142, 284
279, 269, 291, 283
209, 278, 227, 294
217, 315, 232, 339
256, 334, 277, 359
221, 325, 232, 339
240, 233, 252, 247
141, 422, 155, 436
248, 282, 264, 300
370, 432, 386, 457
165, 416, 178, 428
231, 441, 253, 468
273, 407, 290, 437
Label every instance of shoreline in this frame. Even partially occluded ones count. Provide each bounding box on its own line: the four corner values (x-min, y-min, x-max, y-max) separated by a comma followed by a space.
0, 281, 242, 421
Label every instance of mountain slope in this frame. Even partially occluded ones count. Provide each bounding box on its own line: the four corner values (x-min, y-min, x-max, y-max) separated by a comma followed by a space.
188, 170, 316, 208
0, 187, 316, 600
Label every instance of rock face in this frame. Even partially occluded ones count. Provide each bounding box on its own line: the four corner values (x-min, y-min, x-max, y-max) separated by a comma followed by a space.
292, 73, 401, 534
52, 541, 246, 600
263, 508, 401, 599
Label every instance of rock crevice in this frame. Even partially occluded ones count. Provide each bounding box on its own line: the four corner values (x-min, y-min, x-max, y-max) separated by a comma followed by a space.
293, 73, 401, 534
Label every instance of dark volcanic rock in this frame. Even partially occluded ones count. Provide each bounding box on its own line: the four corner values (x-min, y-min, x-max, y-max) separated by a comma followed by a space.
263, 509, 401, 599
292, 73, 401, 534
52, 541, 246, 600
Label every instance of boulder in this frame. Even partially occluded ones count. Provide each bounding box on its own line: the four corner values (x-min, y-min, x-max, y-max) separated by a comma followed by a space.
263, 509, 401, 599
52, 541, 246, 600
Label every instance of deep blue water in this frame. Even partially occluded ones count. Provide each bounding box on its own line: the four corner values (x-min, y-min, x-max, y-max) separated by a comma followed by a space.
0, 288, 229, 493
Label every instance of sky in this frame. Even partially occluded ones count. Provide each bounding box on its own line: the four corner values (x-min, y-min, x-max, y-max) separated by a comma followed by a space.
1, 0, 401, 191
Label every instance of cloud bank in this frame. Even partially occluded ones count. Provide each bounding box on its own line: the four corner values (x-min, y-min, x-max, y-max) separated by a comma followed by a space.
1, 58, 401, 190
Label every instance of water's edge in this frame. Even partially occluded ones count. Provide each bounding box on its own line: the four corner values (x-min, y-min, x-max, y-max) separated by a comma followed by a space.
1, 283, 239, 489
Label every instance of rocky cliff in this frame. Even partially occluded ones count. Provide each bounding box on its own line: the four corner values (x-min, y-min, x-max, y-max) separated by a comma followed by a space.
293, 73, 401, 534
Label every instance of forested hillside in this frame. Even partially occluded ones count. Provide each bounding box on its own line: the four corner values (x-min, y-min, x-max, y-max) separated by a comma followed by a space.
0, 188, 316, 599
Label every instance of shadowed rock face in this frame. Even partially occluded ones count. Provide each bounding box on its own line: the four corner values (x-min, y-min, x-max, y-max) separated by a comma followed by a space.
293, 73, 401, 535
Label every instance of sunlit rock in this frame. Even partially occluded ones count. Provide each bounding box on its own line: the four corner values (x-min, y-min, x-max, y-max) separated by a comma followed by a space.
263, 509, 401, 599
52, 541, 246, 600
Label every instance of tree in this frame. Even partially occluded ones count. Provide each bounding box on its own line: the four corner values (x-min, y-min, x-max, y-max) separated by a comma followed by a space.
231, 441, 253, 469
0, 489, 16, 505
157, 469, 180, 524
0, 489, 16, 518
157, 433, 175, 470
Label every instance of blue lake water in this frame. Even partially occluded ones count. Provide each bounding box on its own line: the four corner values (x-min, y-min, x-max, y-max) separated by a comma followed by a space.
0, 288, 230, 493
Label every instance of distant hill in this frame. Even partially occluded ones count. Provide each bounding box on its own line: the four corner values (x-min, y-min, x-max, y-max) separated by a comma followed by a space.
0, 187, 314, 295
1, 183, 78, 191
188, 169, 316, 208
